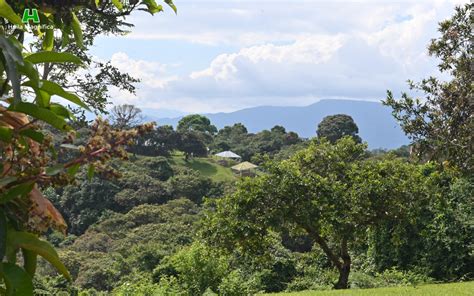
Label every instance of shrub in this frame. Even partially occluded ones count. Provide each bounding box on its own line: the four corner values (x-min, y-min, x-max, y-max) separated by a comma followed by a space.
153, 242, 228, 295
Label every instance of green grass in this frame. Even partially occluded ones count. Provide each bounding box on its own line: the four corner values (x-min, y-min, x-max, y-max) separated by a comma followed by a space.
261, 282, 474, 296
169, 155, 236, 182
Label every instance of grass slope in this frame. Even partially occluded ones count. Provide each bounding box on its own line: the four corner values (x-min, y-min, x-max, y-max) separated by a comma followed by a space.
170, 155, 236, 182
261, 282, 474, 296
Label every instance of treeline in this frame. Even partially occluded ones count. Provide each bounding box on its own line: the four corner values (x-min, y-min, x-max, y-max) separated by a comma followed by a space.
129, 114, 305, 163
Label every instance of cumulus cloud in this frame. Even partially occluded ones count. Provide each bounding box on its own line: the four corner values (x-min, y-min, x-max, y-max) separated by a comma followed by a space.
102, 0, 468, 113
110, 52, 177, 89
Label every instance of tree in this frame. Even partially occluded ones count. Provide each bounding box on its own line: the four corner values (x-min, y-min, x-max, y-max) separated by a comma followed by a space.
177, 114, 217, 135
317, 114, 361, 144
109, 104, 144, 128
131, 125, 179, 156
10, 1, 148, 114
203, 137, 429, 289
177, 131, 208, 161
383, 3, 473, 174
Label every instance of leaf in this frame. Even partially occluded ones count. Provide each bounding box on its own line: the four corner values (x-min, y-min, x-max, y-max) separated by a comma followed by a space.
19, 128, 44, 143
0, 183, 34, 204
33, 80, 89, 110
9, 102, 70, 131
45, 164, 64, 176
6, 230, 70, 281
43, 28, 54, 51
165, 0, 177, 13
0, 126, 13, 141
71, 12, 83, 48
61, 25, 71, 48
0, 177, 17, 188
34, 89, 51, 107
24, 51, 81, 65
0, 0, 23, 26
49, 103, 72, 119
22, 249, 37, 277
1, 262, 34, 296
0, 36, 23, 104
29, 188, 67, 234
142, 0, 163, 14
87, 164, 95, 181
67, 163, 81, 177
16, 61, 39, 88
0, 209, 6, 259
111, 0, 123, 11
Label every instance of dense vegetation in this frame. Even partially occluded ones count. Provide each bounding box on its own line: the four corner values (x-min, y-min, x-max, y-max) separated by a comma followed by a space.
0, 1, 472, 296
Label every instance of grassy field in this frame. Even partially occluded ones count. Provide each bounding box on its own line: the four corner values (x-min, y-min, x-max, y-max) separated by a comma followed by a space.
261, 282, 474, 296
170, 155, 236, 182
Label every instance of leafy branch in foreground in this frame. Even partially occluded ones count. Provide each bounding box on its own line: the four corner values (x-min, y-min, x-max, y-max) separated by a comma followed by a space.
0, 0, 174, 294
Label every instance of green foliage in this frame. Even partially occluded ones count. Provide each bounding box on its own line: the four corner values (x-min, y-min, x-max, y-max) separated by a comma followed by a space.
135, 156, 174, 180
178, 131, 209, 160
131, 125, 180, 157
366, 170, 473, 281
218, 270, 262, 295
52, 179, 121, 235
316, 114, 361, 144
203, 137, 432, 289
153, 242, 229, 295
167, 168, 214, 203
177, 114, 218, 135
212, 123, 304, 162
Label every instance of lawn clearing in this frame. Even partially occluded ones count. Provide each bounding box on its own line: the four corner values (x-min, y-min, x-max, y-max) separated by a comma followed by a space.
261, 282, 474, 296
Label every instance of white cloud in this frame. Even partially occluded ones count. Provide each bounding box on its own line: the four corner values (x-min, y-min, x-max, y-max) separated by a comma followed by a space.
110, 52, 177, 88
101, 0, 468, 113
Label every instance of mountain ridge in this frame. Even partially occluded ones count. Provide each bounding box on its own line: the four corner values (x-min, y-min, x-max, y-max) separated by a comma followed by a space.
144, 99, 409, 149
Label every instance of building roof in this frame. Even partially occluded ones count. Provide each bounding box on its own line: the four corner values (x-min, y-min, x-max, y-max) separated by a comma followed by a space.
215, 151, 241, 158
231, 161, 258, 171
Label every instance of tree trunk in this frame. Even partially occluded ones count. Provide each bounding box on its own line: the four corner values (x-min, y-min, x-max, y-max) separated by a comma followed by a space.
334, 261, 350, 289
305, 227, 352, 289
334, 239, 351, 289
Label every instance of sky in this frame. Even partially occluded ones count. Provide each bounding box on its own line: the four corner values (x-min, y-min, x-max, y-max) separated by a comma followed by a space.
90, 0, 467, 117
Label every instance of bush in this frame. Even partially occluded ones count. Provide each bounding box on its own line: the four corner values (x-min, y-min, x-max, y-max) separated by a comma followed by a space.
285, 269, 337, 292
218, 270, 262, 296
113, 277, 183, 296
376, 268, 433, 287
153, 242, 228, 295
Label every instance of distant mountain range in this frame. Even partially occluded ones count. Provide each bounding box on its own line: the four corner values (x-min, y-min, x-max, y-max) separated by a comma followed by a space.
144, 99, 409, 149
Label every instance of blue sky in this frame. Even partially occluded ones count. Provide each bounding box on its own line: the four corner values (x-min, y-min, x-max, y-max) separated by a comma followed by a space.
89, 0, 467, 117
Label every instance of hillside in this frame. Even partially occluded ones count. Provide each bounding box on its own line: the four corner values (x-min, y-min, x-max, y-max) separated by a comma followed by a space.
149, 99, 409, 149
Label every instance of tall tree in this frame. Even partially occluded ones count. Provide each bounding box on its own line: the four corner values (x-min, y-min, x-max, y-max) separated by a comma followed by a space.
131, 125, 179, 156
177, 114, 217, 135
178, 131, 208, 161
203, 137, 429, 289
384, 3, 473, 174
109, 104, 144, 128
317, 114, 362, 144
